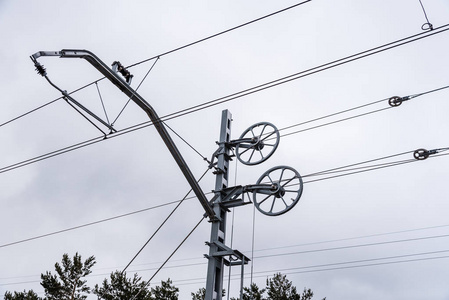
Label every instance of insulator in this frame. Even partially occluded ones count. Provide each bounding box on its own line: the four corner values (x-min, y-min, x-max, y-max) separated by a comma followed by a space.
34, 62, 47, 77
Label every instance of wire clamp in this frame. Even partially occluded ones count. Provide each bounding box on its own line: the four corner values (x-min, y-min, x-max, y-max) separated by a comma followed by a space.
112, 61, 133, 85
422, 22, 434, 31
413, 148, 438, 160
388, 95, 412, 107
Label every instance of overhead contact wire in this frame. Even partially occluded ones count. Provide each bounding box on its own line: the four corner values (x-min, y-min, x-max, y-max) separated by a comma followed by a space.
3, 149, 444, 249
126, 1, 312, 68
1, 81, 448, 176
0, 1, 311, 130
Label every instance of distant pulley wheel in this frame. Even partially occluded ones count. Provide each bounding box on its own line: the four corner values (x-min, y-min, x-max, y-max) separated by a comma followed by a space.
253, 166, 303, 216
236, 122, 280, 166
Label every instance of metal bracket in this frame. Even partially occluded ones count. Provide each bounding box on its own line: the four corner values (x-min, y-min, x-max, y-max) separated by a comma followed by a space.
205, 240, 250, 266
111, 61, 133, 85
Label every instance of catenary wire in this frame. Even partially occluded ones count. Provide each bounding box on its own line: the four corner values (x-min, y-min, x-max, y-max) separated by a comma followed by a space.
0, 197, 197, 249
0, 151, 426, 248
276, 97, 388, 133
163, 249, 449, 286
1, 143, 447, 249
2, 25, 449, 175
125, 1, 312, 69
303, 149, 413, 178
3, 224, 449, 284
153, 23, 449, 123
4, 21, 449, 138
103, 252, 449, 289
303, 158, 418, 184
2, 20, 445, 141
0, 98, 61, 128
278, 106, 392, 138
1, 8, 446, 296
252, 233, 449, 259
9, 250, 449, 288
0, 1, 311, 131
1, 69, 448, 177
302, 154, 448, 184
256, 249, 449, 275
95, 221, 449, 273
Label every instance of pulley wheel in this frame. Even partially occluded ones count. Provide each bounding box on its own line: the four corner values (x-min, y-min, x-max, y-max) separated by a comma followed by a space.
236, 122, 280, 166
253, 166, 303, 216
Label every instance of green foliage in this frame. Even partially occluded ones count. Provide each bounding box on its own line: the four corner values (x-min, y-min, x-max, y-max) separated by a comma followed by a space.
230, 273, 323, 300
266, 273, 300, 300
40, 252, 96, 300
191, 287, 205, 300
4, 290, 41, 300
150, 278, 178, 300
191, 287, 225, 300
94, 271, 151, 300
3, 252, 324, 300
242, 283, 266, 300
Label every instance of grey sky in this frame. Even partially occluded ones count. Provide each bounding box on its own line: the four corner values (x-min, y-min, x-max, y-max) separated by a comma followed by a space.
1, 1, 449, 299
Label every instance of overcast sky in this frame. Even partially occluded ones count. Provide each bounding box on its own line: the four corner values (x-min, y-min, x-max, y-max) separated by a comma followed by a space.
1, 0, 449, 299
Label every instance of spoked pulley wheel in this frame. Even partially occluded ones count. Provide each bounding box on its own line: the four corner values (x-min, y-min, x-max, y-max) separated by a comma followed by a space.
252, 166, 303, 216
235, 122, 280, 166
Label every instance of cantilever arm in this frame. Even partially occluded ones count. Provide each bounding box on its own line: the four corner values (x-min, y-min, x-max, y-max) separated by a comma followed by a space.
31, 49, 215, 219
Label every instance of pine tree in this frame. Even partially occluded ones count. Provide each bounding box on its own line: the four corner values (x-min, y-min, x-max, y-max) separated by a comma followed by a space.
40, 252, 96, 300
94, 271, 152, 300
4, 290, 41, 300
150, 278, 178, 300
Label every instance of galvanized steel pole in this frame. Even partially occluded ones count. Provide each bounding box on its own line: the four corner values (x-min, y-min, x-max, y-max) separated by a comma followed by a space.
205, 110, 232, 300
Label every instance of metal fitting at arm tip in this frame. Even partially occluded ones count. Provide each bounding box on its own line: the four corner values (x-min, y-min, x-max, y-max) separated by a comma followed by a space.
30, 51, 64, 61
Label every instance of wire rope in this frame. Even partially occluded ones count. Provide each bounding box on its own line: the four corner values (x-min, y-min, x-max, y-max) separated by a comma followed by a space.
121, 168, 210, 273
226, 159, 239, 300
107, 252, 449, 288
4, 22, 449, 137
130, 216, 206, 300
95, 82, 111, 126
2, 74, 448, 177
278, 106, 392, 138
0, 198, 190, 249
4, 225, 449, 284
1, 144, 447, 250
0, 1, 311, 132
253, 233, 449, 259
2, 25, 448, 176
125, 1, 312, 69
418, 0, 433, 30
250, 196, 256, 288
152, 23, 449, 123
111, 57, 160, 126
0, 98, 61, 128
163, 120, 209, 161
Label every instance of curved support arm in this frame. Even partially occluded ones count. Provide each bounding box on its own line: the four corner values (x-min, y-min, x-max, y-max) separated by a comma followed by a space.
32, 49, 215, 219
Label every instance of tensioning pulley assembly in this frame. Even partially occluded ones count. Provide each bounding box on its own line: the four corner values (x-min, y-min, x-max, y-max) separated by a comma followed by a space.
209, 121, 304, 216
